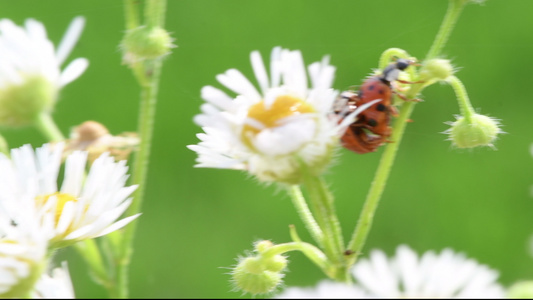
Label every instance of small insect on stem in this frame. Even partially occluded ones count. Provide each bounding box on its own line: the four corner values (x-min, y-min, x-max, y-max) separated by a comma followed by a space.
333, 59, 420, 154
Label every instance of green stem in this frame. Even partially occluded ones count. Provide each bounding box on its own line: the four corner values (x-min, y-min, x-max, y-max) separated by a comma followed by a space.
261, 240, 334, 278
123, 0, 141, 30
448, 75, 475, 121
288, 185, 324, 248
123, 0, 148, 86
113, 58, 163, 298
300, 171, 347, 281
109, 0, 167, 297
74, 240, 111, 290
425, 0, 465, 60
346, 0, 468, 267
145, 0, 166, 28
34, 113, 65, 142
315, 177, 344, 261
346, 93, 419, 264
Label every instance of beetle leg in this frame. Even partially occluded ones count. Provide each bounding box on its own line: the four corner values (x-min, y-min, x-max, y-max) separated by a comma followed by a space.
393, 90, 422, 102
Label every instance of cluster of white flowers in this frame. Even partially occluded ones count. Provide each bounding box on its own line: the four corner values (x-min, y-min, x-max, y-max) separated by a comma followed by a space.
276, 245, 505, 299
0, 142, 139, 297
0, 17, 139, 298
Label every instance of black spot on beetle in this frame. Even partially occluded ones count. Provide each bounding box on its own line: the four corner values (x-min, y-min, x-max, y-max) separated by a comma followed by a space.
367, 118, 378, 127
376, 103, 387, 111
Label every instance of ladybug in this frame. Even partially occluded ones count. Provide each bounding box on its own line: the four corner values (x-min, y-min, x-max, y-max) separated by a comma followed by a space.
335, 59, 416, 154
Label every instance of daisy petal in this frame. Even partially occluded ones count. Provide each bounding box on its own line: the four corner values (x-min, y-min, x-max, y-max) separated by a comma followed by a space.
59, 57, 88, 87
56, 16, 85, 65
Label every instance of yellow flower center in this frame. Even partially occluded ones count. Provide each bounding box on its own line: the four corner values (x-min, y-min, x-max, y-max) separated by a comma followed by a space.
241, 95, 315, 150
35, 192, 78, 224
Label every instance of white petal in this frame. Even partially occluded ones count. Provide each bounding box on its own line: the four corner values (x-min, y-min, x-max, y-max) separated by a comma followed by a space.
24, 19, 47, 44
0, 268, 18, 285
59, 57, 88, 87
60, 151, 87, 196
250, 50, 269, 94
56, 16, 85, 65
270, 46, 282, 87
200, 86, 233, 111
252, 117, 315, 156
308, 55, 335, 90
92, 213, 141, 238
394, 245, 421, 295
55, 201, 76, 235
216, 69, 261, 102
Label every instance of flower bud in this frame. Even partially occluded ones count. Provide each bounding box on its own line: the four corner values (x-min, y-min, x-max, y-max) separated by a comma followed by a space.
232, 240, 288, 295
419, 58, 454, 83
121, 26, 174, 64
508, 281, 533, 299
253, 240, 288, 273
254, 240, 275, 254
446, 113, 502, 148
232, 257, 285, 295
0, 76, 56, 127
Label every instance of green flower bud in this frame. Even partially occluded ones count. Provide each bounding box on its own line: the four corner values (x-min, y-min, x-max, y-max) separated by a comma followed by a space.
419, 58, 454, 83
254, 240, 274, 254
0, 76, 56, 128
508, 281, 533, 299
253, 240, 288, 273
264, 254, 288, 273
121, 26, 174, 63
232, 240, 288, 295
232, 257, 285, 295
446, 113, 502, 148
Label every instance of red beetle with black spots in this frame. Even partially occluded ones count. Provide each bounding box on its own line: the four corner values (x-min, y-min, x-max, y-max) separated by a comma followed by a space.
335, 59, 416, 154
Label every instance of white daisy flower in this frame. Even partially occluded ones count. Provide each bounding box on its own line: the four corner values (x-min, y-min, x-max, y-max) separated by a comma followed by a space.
0, 143, 139, 248
276, 280, 368, 299
188, 47, 370, 184
275, 245, 505, 298
0, 195, 48, 297
32, 262, 75, 299
0, 17, 88, 127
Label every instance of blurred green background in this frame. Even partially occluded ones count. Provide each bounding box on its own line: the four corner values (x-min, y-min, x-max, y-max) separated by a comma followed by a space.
2, 0, 533, 298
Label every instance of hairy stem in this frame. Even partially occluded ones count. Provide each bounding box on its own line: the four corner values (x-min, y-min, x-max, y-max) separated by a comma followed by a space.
346, 0, 468, 267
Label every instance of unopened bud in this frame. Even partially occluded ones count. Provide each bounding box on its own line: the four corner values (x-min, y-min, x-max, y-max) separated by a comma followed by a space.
446, 113, 502, 148
232, 240, 288, 295
121, 26, 174, 64
419, 58, 454, 82
232, 257, 285, 295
